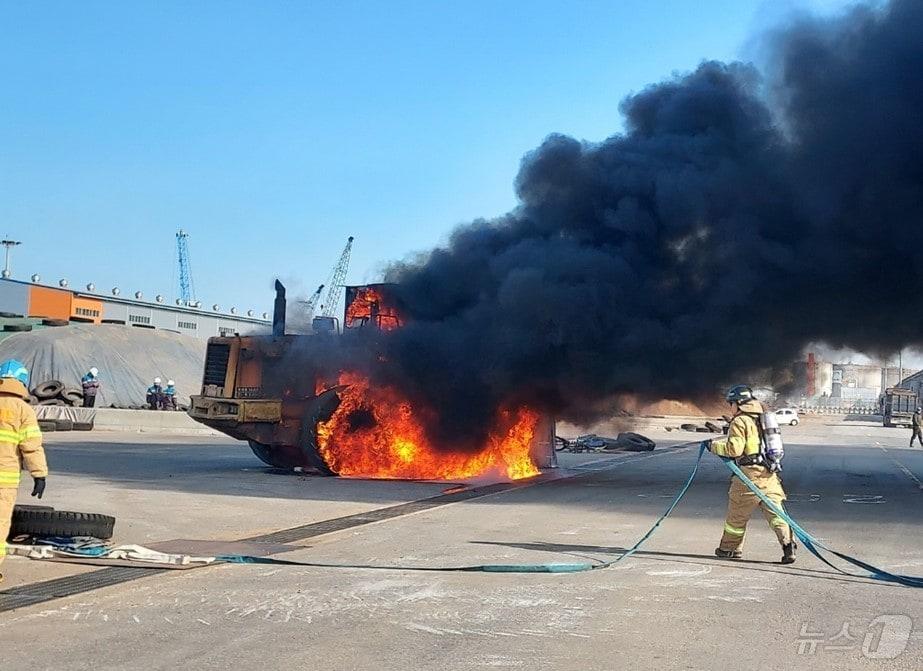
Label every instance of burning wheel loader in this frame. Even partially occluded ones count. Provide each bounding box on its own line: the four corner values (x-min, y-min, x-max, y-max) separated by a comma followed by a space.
188, 281, 555, 478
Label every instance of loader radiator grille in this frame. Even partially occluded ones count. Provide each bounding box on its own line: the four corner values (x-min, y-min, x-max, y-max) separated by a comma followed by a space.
203, 343, 231, 386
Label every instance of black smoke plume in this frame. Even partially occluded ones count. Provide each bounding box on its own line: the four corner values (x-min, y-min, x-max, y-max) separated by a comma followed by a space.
331, 0, 923, 448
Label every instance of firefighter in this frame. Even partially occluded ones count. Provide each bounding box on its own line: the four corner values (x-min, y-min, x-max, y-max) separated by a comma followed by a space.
912, 406, 923, 448
0, 360, 48, 582
708, 384, 796, 564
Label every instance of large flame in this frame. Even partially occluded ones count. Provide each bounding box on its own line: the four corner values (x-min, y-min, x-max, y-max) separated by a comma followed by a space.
315, 372, 540, 480
345, 287, 402, 331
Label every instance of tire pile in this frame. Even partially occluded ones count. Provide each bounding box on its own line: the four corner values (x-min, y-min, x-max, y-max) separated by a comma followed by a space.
29, 380, 93, 433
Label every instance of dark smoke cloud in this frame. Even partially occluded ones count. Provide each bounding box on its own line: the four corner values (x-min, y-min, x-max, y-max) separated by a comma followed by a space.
339, 0, 923, 448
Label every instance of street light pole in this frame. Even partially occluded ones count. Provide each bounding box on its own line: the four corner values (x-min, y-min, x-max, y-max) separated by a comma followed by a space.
0, 240, 21, 278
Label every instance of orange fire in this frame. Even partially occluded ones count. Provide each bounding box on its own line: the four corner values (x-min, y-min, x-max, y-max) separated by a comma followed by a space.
315, 372, 540, 480
345, 287, 402, 331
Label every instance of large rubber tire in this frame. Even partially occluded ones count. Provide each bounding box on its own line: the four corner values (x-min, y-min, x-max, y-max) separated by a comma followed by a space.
248, 440, 320, 470
3, 324, 32, 332
37, 420, 56, 432
55, 419, 74, 431
33, 380, 65, 399
0, 312, 23, 318
73, 422, 94, 431
62, 388, 84, 405
38, 399, 66, 406
9, 509, 116, 540
41, 318, 69, 326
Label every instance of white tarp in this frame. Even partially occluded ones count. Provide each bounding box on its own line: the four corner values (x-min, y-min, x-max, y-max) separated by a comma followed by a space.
0, 324, 205, 408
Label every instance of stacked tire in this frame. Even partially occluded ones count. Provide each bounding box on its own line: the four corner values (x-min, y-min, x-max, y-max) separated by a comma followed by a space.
31, 380, 93, 432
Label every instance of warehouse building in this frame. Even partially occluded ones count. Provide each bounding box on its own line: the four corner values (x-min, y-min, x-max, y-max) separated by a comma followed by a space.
0, 277, 269, 339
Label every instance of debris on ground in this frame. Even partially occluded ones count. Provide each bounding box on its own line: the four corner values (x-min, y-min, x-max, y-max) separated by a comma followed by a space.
556, 432, 655, 452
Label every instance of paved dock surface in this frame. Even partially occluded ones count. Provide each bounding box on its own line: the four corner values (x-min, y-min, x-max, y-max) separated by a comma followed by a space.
1, 420, 921, 670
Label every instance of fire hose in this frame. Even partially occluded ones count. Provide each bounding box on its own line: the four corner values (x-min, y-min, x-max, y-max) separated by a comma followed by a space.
214, 442, 923, 586
15, 443, 923, 585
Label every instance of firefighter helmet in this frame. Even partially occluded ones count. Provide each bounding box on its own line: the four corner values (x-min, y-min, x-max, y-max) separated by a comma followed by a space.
0, 360, 29, 386
725, 384, 754, 404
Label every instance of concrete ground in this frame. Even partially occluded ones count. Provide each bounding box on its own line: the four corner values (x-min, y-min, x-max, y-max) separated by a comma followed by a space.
1, 417, 922, 670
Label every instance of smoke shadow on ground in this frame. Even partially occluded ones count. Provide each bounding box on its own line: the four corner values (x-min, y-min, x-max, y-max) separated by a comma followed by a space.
471, 541, 900, 589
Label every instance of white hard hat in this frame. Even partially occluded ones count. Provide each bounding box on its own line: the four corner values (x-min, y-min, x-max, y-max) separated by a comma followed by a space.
167, 379, 175, 386
89, 367, 99, 376
154, 377, 162, 384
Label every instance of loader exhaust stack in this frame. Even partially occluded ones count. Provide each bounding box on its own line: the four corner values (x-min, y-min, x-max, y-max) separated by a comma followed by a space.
273, 280, 286, 337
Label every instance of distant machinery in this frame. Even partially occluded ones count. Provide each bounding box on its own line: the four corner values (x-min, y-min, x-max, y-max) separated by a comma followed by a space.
319, 236, 354, 319
176, 229, 196, 306
298, 283, 325, 320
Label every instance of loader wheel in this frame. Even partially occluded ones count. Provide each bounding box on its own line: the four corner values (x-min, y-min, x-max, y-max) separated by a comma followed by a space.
33, 380, 65, 399
248, 440, 323, 471
9, 509, 116, 540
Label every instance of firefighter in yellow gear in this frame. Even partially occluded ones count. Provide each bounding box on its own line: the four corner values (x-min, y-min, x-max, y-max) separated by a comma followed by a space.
708, 384, 796, 564
0, 360, 48, 581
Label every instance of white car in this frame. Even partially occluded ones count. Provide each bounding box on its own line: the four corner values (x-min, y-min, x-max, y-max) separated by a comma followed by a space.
774, 408, 800, 426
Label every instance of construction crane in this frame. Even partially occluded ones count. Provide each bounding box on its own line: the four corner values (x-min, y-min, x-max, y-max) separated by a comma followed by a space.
319, 236, 354, 318
176, 229, 196, 305
298, 283, 325, 319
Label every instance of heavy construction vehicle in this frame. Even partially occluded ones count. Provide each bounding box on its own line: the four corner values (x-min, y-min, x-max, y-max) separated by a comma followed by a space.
188, 281, 400, 472
188, 281, 555, 474
880, 387, 919, 427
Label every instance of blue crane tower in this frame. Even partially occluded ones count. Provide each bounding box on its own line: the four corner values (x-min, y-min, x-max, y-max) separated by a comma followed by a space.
176, 229, 196, 306
319, 236, 354, 319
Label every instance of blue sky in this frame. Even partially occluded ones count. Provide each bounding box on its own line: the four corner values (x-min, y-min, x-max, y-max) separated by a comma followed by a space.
1, 0, 853, 314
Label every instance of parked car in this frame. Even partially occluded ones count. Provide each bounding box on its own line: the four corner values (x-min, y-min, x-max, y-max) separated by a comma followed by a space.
774, 408, 800, 426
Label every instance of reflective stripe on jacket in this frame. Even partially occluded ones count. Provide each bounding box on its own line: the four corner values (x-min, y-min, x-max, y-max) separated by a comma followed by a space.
0, 378, 48, 487
711, 399, 763, 459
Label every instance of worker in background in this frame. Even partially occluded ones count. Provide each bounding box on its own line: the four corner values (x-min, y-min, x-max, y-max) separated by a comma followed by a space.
0, 360, 48, 582
146, 377, 164, 410
912, 406, 923, 448
707, 384, 796, 564
81, 367, 100, 408
164, 379, 178, 411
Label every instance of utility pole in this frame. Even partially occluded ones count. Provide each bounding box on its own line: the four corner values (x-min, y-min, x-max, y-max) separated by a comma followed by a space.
1, 239, 21, 279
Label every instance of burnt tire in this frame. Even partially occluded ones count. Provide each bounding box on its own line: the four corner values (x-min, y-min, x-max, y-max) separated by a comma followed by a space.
248, 440, 331, 473
37, 420, 56, 432
9, 509, 115, 540
680, 423, 699, 432
704, 421, 722, 433
62, 388, 84, 405
33, 380, 65, 399
27, 395, 39, 405
73, 421, 94, 431
55, 419, 74, 431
